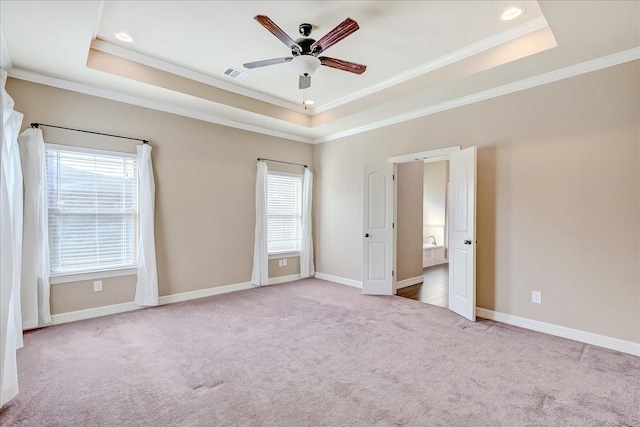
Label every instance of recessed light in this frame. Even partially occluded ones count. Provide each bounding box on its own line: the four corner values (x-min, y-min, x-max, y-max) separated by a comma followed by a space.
303, 99, 315, 105
114, 32, 134, 43
501, 7, 524, 21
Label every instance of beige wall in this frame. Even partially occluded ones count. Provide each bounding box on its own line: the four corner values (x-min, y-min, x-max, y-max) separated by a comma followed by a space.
268, 257, 300, 278
7, 78, 313, 315
396, 162, 424, 281
423, 161, 447, 246
314, 61, 640, 343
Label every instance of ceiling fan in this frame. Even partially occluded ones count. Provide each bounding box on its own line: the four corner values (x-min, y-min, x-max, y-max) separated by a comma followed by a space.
243, 15, 367, 90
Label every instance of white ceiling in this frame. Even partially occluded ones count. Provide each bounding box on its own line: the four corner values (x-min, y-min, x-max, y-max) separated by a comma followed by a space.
96, 0, 544, 106
1, 1, 639, 143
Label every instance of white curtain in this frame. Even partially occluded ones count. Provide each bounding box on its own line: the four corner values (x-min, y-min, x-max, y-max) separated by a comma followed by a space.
300, 167, 315, 278
251, 161, 268, 286
134, 144, 159, 306
1, 68, 24, 407
19, 127, 51, 327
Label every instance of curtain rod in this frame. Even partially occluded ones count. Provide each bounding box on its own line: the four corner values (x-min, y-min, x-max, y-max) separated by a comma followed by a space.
257, 157, 307, 168
30, 123, 149, 144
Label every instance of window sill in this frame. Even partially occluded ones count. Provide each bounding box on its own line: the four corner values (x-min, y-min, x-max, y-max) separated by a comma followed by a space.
50, 267, 137, 285
268, 251, 300, 260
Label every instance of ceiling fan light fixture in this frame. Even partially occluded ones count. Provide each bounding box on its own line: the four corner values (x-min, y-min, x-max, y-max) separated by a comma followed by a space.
247, 16, 365, 89
501, 7, 524, 21
291, 55, 321, 76
114, 31, 134, 43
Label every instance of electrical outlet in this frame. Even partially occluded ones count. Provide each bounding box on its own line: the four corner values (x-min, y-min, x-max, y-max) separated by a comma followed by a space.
282, 258, 287, 267
93, 280, 103, 292
532, 291, 542, 304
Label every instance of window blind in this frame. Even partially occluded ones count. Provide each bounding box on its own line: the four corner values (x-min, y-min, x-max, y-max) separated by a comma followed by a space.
46, 147, 138, 275
267, 173, 302, 253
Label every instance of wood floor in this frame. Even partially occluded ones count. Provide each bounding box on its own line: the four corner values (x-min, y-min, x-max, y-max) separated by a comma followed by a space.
396, 264, 449, 308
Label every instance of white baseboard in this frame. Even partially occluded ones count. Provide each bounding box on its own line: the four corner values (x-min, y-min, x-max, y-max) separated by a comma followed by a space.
50, 281, 256, 326
476, 308, 640, 357
317, 272, 424, 292
422, 259, 448, 268
21, 319, 39, 330
50, 301, 142, 326
267, 274, 301, 286
315, 272, 363, 289
158, 281, 255, 304
48, 276, 308, 327
395, 275, 424, 290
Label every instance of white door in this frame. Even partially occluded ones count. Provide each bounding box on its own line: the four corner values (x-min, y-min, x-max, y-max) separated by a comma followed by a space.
448, 146, 477, 321
362, 162, 394, 295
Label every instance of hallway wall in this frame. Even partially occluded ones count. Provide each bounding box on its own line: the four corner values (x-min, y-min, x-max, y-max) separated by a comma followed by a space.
396, 161, 424, 281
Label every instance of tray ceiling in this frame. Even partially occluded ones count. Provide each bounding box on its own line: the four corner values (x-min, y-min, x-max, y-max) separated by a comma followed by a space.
1, 1, 638, 143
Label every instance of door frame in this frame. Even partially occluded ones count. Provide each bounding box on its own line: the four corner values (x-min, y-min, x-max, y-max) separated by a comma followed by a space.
387, 146, 461, 293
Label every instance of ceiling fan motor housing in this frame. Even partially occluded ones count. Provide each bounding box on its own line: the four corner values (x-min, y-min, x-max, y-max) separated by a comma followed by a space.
293, 37, 317, 55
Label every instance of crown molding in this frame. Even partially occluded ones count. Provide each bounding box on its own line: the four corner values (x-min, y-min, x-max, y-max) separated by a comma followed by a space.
310, 16, 549, 114
0, 27, 13, 70
8, 68, 313, 144
92, 17, 548, 117
313, 47, 640, 144
91, 39, 310, 115
7, 48, 638, 146
91, 1, 105, 40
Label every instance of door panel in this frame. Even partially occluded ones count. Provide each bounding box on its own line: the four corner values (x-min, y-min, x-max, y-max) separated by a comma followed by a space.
368, 243, 387, 280
363, 163, 394, 295
452, 166, 468, 231
368, 172, 387, 229
452, 249, 468, 298
448, 146, 477, 320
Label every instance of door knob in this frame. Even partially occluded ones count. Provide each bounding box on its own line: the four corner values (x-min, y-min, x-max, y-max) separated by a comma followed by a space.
464, 239, 472, 245
365, 233, 370, 238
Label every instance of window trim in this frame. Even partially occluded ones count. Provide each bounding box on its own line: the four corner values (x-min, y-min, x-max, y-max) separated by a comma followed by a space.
45, 143, 140, 279
49, 267, 137, 285
266, 171, 303, 255
267, 171, 302, 179
268, 250, 300, 260
45, 143, 136, 159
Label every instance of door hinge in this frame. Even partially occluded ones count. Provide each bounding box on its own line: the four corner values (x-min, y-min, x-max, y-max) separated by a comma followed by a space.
392, 222, 395, 229
392, 174, 395, 181
392, 270, 394, 277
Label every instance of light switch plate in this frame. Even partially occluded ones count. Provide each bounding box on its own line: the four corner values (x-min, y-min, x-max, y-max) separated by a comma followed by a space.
94, 280, 103, 292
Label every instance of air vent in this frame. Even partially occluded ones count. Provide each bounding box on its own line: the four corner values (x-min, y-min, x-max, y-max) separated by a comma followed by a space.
222, 67, 249, 81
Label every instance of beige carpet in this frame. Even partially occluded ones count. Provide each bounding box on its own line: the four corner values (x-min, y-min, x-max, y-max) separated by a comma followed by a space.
2, 279, 639, 426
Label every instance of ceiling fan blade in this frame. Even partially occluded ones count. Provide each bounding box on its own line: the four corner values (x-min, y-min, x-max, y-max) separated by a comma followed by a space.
311, 18, 359, 53
299, 75, 311, 89
319, 57, 367, 75
254, 15, 301, 51
243, 57, 293, 69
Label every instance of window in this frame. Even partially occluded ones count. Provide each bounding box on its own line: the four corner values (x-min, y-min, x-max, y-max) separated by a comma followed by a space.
267, 173, 302, 254
46, 145, 138, 276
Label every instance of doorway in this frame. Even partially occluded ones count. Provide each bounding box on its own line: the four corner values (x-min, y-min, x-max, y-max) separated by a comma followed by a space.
362, 145, 477, 321
397, 158, 449, 307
